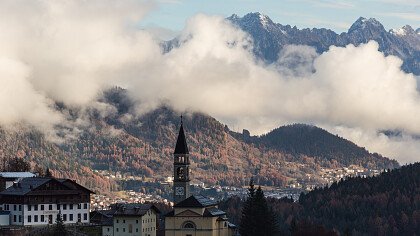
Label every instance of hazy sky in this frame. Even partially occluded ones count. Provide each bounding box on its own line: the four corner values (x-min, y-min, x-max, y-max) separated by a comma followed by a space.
141, 0, 419, 34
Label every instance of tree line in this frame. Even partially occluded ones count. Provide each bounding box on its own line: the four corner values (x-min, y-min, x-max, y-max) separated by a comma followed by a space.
222, 163, 420, 235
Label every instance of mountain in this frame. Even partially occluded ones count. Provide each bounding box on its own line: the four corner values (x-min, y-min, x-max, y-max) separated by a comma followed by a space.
256, 124, 390, 167
0, 88, 398, 193
226, 13, 420, 75
221, 163, 420, 235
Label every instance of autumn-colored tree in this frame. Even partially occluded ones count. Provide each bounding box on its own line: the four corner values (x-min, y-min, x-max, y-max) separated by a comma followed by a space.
5, 157, 30, 172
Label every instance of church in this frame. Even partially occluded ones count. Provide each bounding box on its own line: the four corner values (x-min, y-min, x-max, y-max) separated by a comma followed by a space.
165, 119, 237, 236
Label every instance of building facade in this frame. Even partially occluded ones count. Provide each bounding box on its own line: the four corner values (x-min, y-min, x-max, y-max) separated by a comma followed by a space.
91, 203, 160, 236
0, 177, 93, 226
165, 195, 233, 236
165, 120, 236, 236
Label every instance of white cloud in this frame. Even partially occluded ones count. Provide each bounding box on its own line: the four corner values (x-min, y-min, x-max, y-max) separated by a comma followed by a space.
1, 0, 419, 163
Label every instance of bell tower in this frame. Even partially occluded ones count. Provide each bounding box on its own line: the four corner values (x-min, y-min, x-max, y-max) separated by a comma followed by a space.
173, 116, 191, 204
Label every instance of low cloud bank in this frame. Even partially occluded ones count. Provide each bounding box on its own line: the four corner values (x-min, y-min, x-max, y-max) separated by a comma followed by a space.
0, 0, 419, 163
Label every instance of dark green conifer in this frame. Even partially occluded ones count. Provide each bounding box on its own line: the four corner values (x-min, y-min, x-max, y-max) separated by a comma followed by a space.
54, 213, 66, 235
240, 179, 279, 236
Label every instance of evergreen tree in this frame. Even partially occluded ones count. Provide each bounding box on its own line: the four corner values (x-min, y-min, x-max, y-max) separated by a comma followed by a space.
45, 168, 53, 177
240, 179, 280, 236
255, 186, 279, 236
240, 179, 257, 236
54, 213, 66, 235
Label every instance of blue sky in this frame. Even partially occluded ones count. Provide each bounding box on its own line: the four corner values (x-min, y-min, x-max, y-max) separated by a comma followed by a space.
141, 0, 419, 33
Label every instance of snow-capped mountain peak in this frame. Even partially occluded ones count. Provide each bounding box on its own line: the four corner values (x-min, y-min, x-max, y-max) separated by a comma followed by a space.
225, 13, 419, 75
390, 25, 415, 36
348, 17, 384, 33
258, 13, 270, 28
234, 12, 275, 30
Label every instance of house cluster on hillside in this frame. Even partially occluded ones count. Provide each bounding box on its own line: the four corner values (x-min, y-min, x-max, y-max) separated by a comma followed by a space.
0, 119, 237, 236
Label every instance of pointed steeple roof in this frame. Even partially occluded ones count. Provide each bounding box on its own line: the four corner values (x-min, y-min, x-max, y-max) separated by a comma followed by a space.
174, 117, 189, 154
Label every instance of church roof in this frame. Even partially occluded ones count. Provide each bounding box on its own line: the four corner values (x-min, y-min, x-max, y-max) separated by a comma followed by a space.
174, 122, 189, 154
174, 195, 218, 208
203, 207, 226, 217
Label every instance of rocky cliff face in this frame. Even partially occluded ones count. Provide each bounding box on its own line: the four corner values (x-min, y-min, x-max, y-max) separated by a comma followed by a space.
225, 13, 419, 75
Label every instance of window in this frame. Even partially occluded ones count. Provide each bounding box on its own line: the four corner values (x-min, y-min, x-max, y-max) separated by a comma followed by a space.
28, 205, 31, 211
34, 205, 38, 211
84, 203, 88, 209
28, 215, 31, 222
14, 205, 17, 211
19, 205, 21, 211
57, 204, 60, 210
63, 204, 67, 210
34, 215, 38, 222
49, 205, 52, 210
123, 220, 126, 223
63, 214, 67, 221
136, 220, 138, 223
69, 214, 73, 221
41, 205, 44, 210
77, 204, 81, 209
182, 221, 196, 229
13, 215, 16, 222
123, 228, 125, 232
136, 228, 138, 232
70, 204, 73, 210
107, 228, 110, 232
116, 228, 119, 232
116, 219, 119, 223
41, 215, 44, 222
78, 213, 81, 222
84, 213, 87, 221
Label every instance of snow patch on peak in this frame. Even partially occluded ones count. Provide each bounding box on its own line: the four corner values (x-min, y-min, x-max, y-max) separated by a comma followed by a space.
259, 14, 268, 24
391, 25, 415, 36
391, 27, 407, 36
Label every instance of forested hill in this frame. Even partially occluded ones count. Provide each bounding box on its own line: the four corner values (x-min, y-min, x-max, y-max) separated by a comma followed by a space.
255, 124, 390, 167
297, 163, 420, 235
0, 88, 398, 193
220, 163, 420, 235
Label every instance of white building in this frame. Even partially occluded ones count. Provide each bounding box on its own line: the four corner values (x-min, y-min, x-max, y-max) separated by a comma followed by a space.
0, 177, 94, 226
91, 203, 160, 236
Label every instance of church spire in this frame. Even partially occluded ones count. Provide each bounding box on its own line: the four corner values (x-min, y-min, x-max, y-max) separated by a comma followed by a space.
174, 116, 189, 154
173, 115, 191, 204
